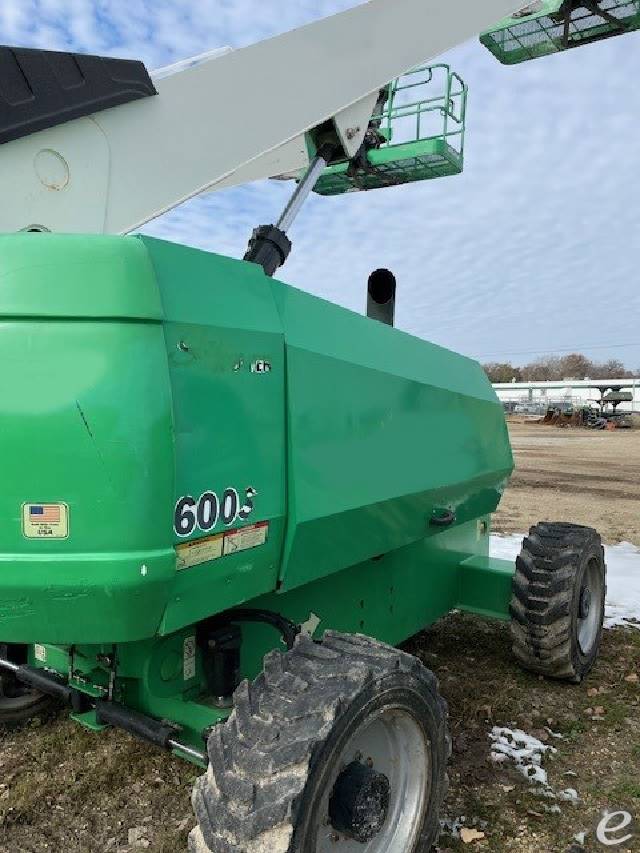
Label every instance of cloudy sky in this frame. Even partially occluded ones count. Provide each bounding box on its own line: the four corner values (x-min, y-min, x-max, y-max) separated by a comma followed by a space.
2, 1, 639, 369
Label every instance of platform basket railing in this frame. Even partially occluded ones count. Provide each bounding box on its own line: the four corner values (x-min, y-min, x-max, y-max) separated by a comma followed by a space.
480, 0, 640, 64
312, 63, 468, 196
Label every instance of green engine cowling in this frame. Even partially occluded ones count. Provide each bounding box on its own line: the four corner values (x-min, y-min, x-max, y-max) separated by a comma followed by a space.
0, 234, 513, 648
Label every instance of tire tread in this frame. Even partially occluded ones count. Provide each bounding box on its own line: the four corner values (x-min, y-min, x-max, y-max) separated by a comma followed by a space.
190, 631, 448, 853
509, 522, 604, 682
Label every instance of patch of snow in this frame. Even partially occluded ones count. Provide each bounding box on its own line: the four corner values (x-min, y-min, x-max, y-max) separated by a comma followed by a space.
490, 534, 525, 563
489, 727, 556, 787
491, 535, 640, 630
536, 788, 559, 799
558, 788, 580, 804
489, 727, 582, 805
601, 542, 640, 629
439, 816, 462, 839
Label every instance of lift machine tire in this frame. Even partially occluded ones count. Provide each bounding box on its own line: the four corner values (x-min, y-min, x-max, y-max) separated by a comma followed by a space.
510, 523, 606, 682
190, 631, 450, 853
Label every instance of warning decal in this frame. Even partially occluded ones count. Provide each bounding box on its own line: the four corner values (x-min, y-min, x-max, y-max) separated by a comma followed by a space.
176, 533, 224, 570
223, 521, 269, 556
175, 522, 269, 570
22, 503, 69, 539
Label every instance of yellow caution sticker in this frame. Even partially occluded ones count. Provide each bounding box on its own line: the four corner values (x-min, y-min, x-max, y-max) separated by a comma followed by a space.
22, 502, 69, 539
223, 521, 269, 556
175, 522, 269, 571
176, 532, 224, 570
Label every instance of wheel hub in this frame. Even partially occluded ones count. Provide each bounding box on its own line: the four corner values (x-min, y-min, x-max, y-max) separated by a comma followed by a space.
577, 557, 605, 656
328, 760, 391, 842
579, 586, 592, 619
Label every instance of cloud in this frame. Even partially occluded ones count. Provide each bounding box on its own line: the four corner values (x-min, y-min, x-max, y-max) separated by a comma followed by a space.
2, 2, 639, 368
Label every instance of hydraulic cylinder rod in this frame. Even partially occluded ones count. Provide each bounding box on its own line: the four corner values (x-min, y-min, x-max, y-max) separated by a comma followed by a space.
244, 144, 334, 276
0, 656, 207, 764
276, 145, 333, 233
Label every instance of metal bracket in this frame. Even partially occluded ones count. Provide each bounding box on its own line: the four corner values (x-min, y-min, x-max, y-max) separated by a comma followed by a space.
333, 91, 381, 159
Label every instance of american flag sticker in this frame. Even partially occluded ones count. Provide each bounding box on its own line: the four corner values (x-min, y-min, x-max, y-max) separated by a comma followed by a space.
22, 502, 69, 539
30, 504, 60, 523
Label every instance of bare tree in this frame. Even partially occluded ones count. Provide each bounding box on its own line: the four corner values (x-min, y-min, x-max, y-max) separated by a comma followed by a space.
555, 353, 594, 380
483, 362, 522, 383
590, 359, 631, 379
520, 356, 562, 381
483, 353, 637, 382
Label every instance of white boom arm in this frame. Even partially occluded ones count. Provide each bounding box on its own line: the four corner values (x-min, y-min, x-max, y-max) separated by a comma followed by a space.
0, 0, 518, 234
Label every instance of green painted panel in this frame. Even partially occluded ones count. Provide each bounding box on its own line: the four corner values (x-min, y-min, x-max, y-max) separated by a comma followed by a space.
457, 554, 515, 621
141, 239, 288, 632
0, 319, 175, 643
139, 237, 280, 332
0, 232, 517, 744
269, 280, 513, 591
29, 517, 511, 756
0, 234, 161, 319
158, 519, 287, 635
242, 517, 493, 679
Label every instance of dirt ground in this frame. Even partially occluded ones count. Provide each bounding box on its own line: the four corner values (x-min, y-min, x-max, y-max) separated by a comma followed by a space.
1, 421, 639, 853
410, 613, 640, 853
494, 421, 640, 546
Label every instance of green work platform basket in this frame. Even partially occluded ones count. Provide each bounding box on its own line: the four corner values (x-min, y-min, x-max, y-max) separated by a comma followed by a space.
480, 0, 640, 64
312, 64, 467, 196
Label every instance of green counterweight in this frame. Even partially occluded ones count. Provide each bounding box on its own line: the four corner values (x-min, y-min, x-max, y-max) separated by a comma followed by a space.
0, 233, 514, 753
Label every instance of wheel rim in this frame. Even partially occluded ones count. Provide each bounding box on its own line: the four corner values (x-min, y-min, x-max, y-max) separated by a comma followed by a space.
316, 707, 430, 852
577, 556, 604, 655
0, 671, 47, 713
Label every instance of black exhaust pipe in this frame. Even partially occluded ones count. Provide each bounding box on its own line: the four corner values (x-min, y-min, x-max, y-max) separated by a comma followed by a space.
366, 268, 396, 327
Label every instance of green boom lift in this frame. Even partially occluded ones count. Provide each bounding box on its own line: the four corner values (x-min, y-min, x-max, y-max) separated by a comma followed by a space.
0, 0, 624, 849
